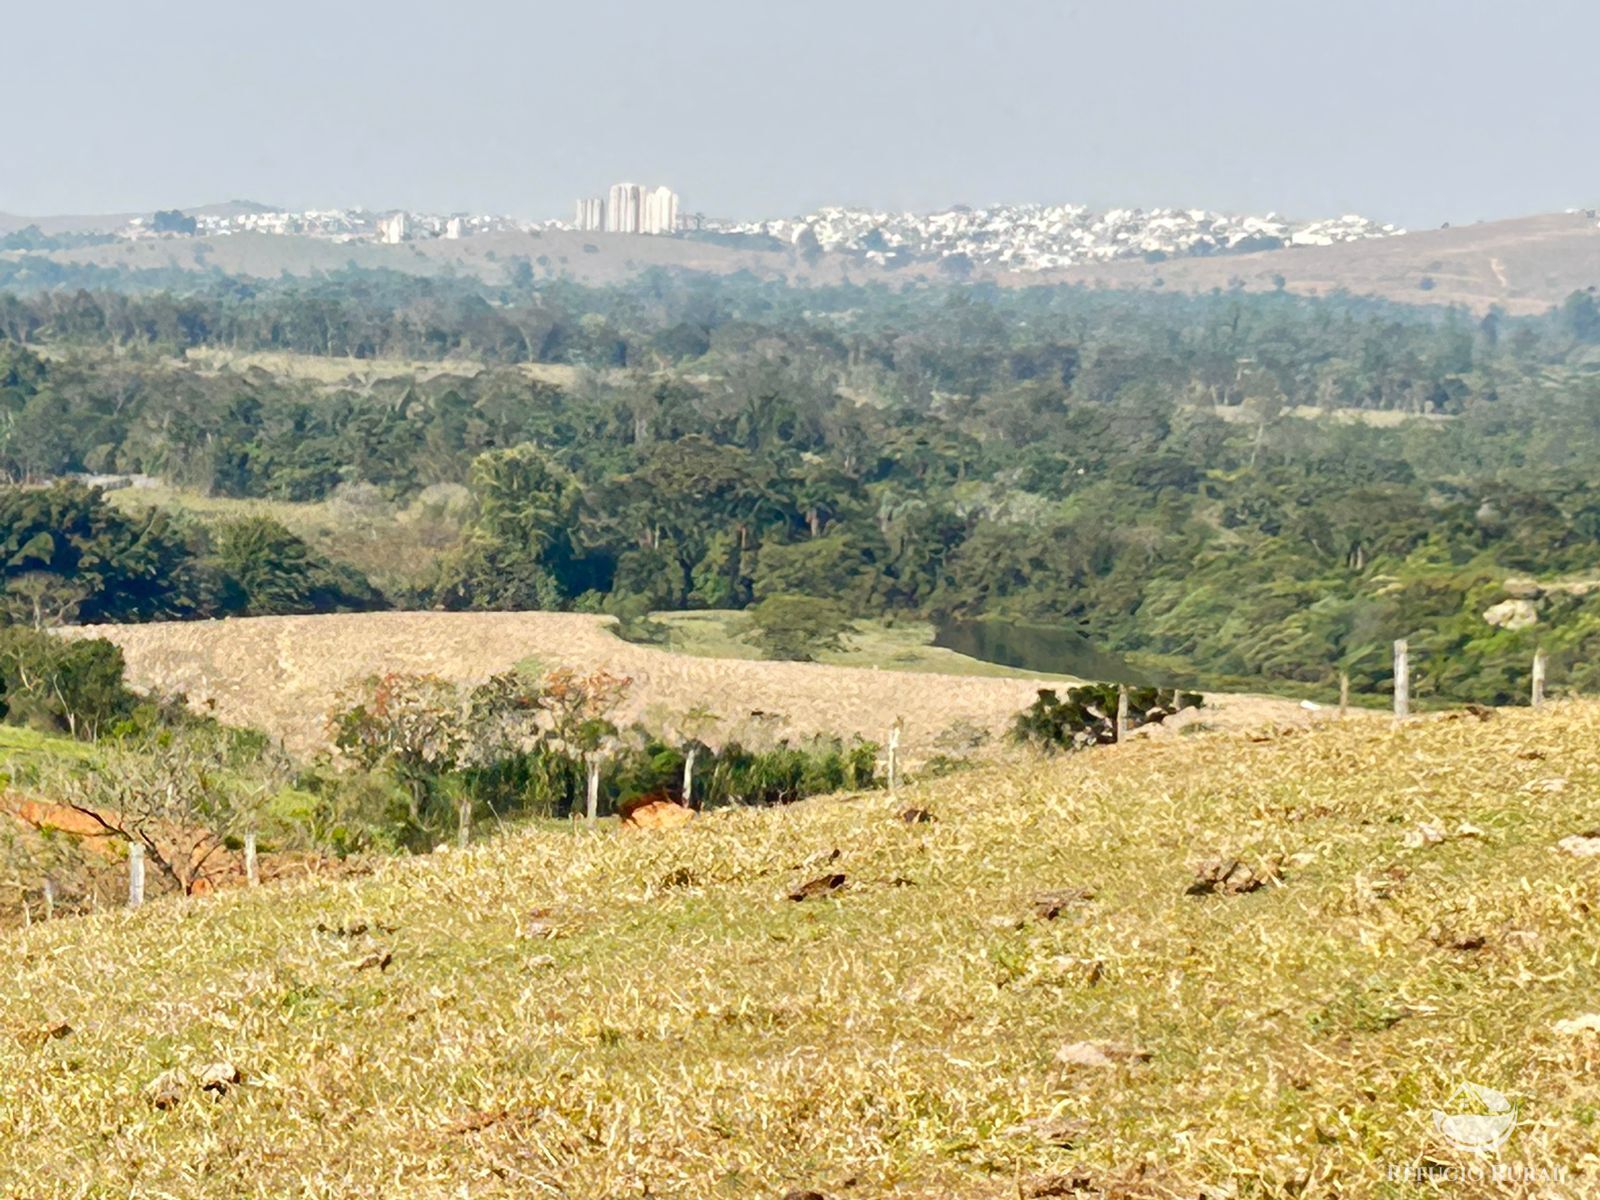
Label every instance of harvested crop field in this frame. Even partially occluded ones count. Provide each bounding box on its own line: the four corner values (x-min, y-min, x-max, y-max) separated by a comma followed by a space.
66, 613, 1322, 757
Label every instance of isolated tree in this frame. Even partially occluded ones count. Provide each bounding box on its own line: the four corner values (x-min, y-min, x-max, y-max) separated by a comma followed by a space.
150, 209, 197, 235
938, 252, 974, 281
1012, 685, 1202, 752
745, 594, 852, 662
751, 534, 873, 609
1560, 290, 1600, 343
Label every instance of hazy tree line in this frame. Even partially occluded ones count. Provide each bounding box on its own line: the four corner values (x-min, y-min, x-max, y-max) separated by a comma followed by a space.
6, 271, 1600, 703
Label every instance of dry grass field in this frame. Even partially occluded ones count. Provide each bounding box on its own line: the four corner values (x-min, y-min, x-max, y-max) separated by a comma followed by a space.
183, 346, 588, 389
3, 703, 1598, 1197
65, 612, 1318, 758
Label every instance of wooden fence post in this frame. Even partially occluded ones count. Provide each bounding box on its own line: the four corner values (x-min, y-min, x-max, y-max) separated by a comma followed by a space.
585, 759, 601, 824
1393, 639, 1410, 718
1338, 671, 1350, 718
457, 798, 472, 848
42, 878, 55, 921
887, 720, 902, 796
244, 831, 259, 887
1532, 649, 1548, 708
1115, 685, 1130, 742
682, 745, 697, 809
127, 843, 145, 908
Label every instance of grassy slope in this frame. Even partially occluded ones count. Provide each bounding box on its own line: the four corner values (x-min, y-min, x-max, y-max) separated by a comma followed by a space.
0, 724, 94, 774
651, 609, 1078, 681
104, 484, 461, 598
4, 706, 1599, 1197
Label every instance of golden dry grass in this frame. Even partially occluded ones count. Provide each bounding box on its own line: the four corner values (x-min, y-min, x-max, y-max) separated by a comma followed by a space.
183, 347, 587, 388
3, 704, 1599, 1197
64, 612, 1320, 758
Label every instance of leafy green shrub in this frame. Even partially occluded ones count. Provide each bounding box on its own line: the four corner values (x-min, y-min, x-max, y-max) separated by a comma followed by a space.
0, 484, 200, 622
280, 769, 411, 856
211, 517, 385, 615
0, 627, 138, 737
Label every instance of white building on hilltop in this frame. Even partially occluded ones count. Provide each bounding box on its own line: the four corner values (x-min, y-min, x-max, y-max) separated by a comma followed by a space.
606, 183, 643, 233
642, 185, 678, 235
575, 196, 605, 231
377, 212, 407, 244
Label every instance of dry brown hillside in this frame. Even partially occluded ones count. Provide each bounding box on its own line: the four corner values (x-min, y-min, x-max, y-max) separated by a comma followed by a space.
67, 612, 1319, 756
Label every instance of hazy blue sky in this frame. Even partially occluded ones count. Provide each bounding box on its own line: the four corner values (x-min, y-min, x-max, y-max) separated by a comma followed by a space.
5, 0, 1595, 227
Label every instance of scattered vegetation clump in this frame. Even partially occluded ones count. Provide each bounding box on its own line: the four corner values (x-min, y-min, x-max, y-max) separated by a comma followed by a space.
323, 667, 882, 846
1012, 683, 1203, 750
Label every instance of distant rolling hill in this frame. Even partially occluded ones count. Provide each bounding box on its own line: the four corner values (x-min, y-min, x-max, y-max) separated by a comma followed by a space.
1032, 211, 1600, 315
5, 206, 1599, 312
5, 227, 889, 288
0, 200, 277, 236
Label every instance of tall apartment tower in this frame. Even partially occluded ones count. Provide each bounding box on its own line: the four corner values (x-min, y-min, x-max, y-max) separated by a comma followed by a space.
642, 186, 679, 234
606, 183, 644, 234
574, 197, 605, 231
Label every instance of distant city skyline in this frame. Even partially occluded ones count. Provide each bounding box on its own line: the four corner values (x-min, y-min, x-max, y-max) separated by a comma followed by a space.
4, 0, 1599, 229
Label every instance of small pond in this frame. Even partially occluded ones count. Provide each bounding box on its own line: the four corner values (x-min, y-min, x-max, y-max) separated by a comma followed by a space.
933, 617, 1154, 684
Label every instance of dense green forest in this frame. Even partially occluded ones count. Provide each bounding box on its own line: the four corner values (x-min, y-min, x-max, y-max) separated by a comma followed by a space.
6, 268, 1600, 705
